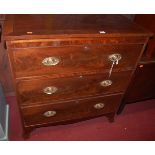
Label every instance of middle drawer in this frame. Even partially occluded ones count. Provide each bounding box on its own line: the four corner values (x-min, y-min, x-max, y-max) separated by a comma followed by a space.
17, 71, 132, 106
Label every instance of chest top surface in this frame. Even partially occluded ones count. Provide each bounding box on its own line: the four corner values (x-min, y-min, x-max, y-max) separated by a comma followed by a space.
3, 14, 152, 40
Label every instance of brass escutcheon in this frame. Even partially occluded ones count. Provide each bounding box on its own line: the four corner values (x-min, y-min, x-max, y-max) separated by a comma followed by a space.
43, 111, 56, 117
43, 86, 58, 95
94, 103, 105, 109
100, 80, 112, 87
42, 57, 60, 66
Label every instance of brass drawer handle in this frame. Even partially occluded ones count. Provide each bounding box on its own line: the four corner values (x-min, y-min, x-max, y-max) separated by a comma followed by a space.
94, 103, 105, 109
108, 53, 122, 64
42, 57, 60, 66
100, 80, 112, 87
43, 111, 56, 117
43, 86, 58, 95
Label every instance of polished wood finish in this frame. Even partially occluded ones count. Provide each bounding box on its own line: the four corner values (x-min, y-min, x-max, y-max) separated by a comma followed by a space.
4, 15, 152, 41
6, 37, 147, 49
22, 93, 123, 127
2, 15, 151, 138
17, 71, 131, 106
11, 44, 142, 78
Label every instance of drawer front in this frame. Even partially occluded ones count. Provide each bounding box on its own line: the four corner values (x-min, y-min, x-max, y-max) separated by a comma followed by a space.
17, 71, 132, 106
22, 94, 123, 127
12, 44, 143, 78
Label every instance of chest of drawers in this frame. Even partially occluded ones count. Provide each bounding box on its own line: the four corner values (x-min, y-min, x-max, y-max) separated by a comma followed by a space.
2, 15, 151, 138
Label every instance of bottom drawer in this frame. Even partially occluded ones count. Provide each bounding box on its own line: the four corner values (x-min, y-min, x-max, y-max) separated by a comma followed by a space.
22, 93, 123, 127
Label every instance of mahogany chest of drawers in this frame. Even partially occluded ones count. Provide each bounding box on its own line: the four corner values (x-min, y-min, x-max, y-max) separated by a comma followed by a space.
2, 15, 151, 138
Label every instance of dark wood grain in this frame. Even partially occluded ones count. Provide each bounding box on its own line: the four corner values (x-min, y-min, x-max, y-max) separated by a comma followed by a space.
21, 93, 123, 127
17, 71, 132, 106
2, 14, 151, 138
11, 44, 142, 78
6, 37, 147, 49
4, 15, 152, 41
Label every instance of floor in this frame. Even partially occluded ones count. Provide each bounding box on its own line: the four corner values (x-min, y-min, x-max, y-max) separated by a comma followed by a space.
7, 96, 155, 141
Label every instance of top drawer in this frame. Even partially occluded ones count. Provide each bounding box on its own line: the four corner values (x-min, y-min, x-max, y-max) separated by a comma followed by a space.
10, 44, 143, 78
